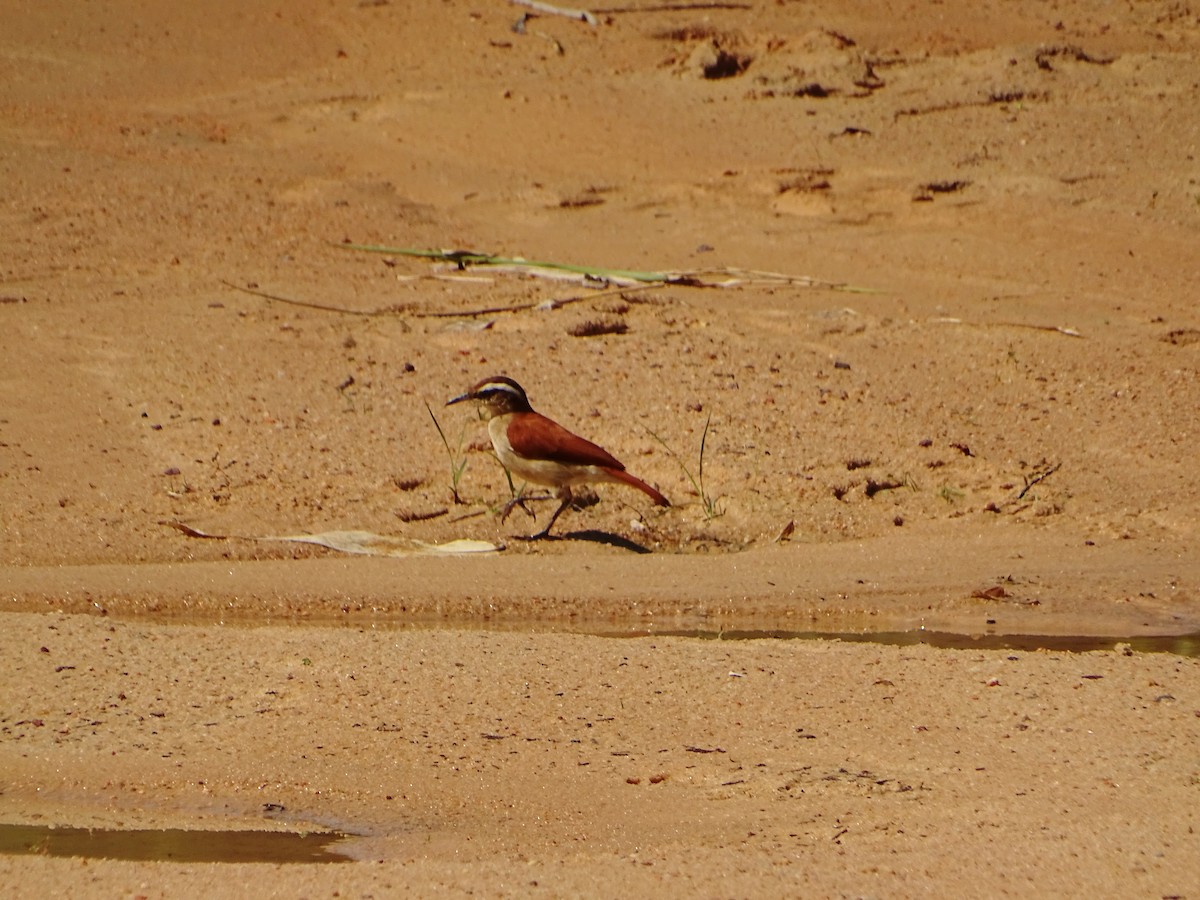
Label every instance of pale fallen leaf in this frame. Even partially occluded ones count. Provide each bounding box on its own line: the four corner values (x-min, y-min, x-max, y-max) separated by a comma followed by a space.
266, 530, 502, 557
166, 522, 502, 557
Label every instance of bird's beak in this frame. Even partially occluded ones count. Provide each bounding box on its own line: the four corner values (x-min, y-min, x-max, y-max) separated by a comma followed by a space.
446, 390, 473, 407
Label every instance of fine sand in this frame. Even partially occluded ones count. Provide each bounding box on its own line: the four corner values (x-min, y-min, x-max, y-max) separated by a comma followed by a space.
2, 0, 1199, 895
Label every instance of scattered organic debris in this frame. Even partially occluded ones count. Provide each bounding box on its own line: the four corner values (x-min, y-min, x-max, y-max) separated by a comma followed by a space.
342, 244, 671, 283
791, 82, 835, 98
988, 89, 1032, 104
922, 179, 970, 194
777, 168, 834, 193
395, 507, 449, 523
225, 248, 868, 324
557, 185, 613, 209
914, 180, 970, 201
701, 46, 751, 79
1162, 328, 1200, 346
558, 194, 604, 209
972, 585, 1010, 600
896, 87, 1045, 121
1034, 44, 1115, 71
340, 244, 861, 291
864, 478, 905, 498
1017, 462, 1061, 500
569, 319, 629, 337
651, 25, 724, 42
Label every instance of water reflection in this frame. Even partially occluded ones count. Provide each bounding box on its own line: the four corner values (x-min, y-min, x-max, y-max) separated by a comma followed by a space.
602, 629, 1200, 656
0, 824, 353, 864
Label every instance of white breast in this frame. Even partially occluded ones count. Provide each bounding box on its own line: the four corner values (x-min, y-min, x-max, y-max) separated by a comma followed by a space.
487, 414, 615, 490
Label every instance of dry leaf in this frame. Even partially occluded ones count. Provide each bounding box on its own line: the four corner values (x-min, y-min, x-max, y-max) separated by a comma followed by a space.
167, 522, 502, 557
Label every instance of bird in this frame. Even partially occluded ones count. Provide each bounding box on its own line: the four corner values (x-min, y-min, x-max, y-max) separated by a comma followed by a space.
446, 375, 669, 538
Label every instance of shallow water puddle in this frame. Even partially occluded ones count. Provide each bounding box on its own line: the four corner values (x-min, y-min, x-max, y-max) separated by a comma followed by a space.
605, 628, 1200, 657
156, 613, 1200, 658
0, 823, 354, 864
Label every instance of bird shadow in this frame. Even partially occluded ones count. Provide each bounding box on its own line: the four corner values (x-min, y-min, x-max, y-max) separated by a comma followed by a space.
518, 529, 654, 553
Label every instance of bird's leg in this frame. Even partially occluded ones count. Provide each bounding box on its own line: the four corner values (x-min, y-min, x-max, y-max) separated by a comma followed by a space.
528, 486, 572, 540
499, 495, 535, 523
499, 489, 554, 523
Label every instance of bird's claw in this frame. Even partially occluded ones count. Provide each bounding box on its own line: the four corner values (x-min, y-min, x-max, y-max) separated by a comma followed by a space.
499, 496, 537, 523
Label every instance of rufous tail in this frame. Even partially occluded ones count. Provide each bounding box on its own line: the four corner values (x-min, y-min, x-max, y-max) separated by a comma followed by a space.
604, 468, 670, 507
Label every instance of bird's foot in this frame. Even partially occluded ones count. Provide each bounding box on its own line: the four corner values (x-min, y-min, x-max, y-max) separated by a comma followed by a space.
499, 492, 551, 523
516, 498, 570, 541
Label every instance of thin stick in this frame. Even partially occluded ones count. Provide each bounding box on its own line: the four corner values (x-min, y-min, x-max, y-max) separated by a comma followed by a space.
995, 322, 1082, 338
338, 243, 669, 283
931, 317, 1083, 338
1017, 462, 1061, 500
415, 281, 665, 318
511, 0, 598, 25
442, 263, 645, 288
220, 280, 390, 317
223, 278, 664, 319
338, 243, 867, 292
595, 3, 751, 11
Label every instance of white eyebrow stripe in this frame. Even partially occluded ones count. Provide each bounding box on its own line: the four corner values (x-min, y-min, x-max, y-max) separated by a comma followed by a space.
478, 382, 523, 396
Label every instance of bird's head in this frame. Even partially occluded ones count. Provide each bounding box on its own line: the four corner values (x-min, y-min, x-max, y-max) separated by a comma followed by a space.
446, 375, 532, 417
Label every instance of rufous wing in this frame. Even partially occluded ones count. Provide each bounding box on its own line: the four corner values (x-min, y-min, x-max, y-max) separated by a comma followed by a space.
507, 413, 625, 470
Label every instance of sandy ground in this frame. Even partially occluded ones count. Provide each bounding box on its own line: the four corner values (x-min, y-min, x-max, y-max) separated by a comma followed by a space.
2, 0, 1200, 894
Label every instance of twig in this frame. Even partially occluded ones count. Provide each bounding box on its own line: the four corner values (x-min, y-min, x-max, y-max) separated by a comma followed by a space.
996, 322, 1082, 338
229, 247, 865, 320
417, 281, 665, 318
220, 280, 397, 318
894, 91, 1045, 121
714, 266, 868, 292
339, 244, 867, 292
338, 243, 671, 283
1017, 462, 1061, 500
595, 3, 750, 11
222, 278, 663, 319
512, 0, 598, 25
435, 263, 644, 288
931, 317, 1083, 338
